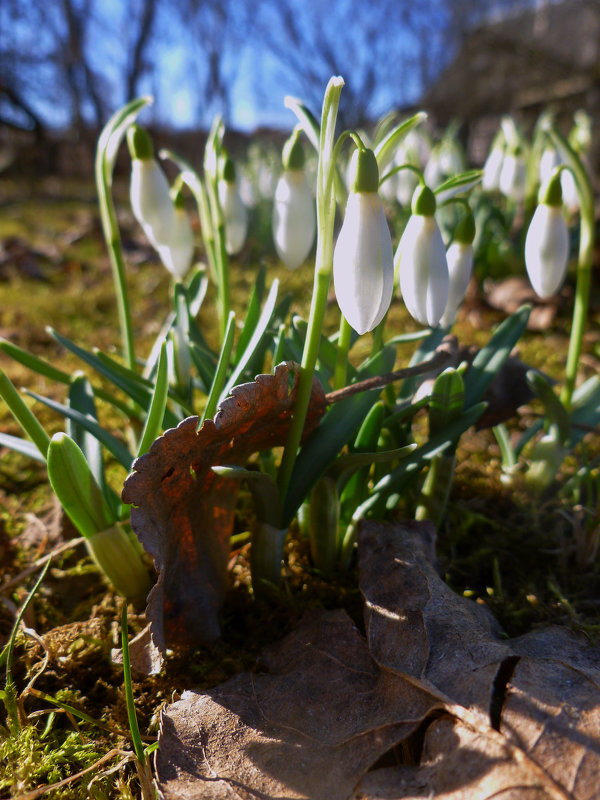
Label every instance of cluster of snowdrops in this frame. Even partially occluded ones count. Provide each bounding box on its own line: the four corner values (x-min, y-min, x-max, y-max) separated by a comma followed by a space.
0, 77, 598, 604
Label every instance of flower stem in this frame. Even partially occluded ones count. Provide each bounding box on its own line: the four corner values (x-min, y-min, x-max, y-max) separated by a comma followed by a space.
546, 126, 595, 409
333, 316, 352, 389
94, 99, 152, 372
277, 76, 345, 505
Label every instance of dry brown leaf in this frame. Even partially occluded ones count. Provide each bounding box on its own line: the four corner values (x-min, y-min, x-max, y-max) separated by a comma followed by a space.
121, 362, 326, 651
155, 520, 600, 799
156, 610, 444, 800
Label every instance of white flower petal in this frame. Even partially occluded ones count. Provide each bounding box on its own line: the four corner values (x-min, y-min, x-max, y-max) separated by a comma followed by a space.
272, 171, 316, 269
218, 181, 248, 255
130, 159, 175, 246
499, 153, 526, 202
333, 193, 394, 335
157, 207, 195, 280
525, 204, 569, 299
395, 215, 449, 327
440, 242, 473, 327
482, 146, 504, 192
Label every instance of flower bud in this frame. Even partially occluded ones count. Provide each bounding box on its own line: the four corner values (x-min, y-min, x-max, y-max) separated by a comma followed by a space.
127, 124, 175, 247
499, 147, 526, 202
333, 148, 394, 335
272, 133, 316, 269
482, 140, 504, 192
525, 173, 569, 299
395, 185, 449, 327
440, 210, 475, 327
218, 155, 248, 255
156, 188, 195, 280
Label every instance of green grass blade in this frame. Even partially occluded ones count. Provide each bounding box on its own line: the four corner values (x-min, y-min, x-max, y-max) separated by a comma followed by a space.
0, 369, 50, 459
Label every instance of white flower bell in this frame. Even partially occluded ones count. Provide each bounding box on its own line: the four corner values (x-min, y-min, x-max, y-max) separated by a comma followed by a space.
395, 184, 449, 327
499, 147, 526, 202
272, 131, 316, 269
525, 171, 570, 299
128, 125, 175, 247
482, 135, 505, 192
333, 147, 394, 335
440, 210, 475, 328
218, 155, 248, 255
156, 187, 195, 280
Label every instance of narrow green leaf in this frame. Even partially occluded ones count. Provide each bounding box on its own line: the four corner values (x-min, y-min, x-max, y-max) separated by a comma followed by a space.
137, 342, 170, 457
189, 341, 218, 394
27, 391, 133, 469
428, 368, 465, 435
527, 371, 570, 444
68, 375, 105, 484
186, 267, 209, 317
219, 279, 279, 402
0, 338, 70, 384
49, 328, 151, 408
374, 111, 428, 169
99, 96, 152, 182
235, 265, 266, 361
201, 312, 236, 424
0, 432, 46, 462
0, 369, 50, 459
283, 96, 320, 151
359, 401, 488, 518
282, 346, 395, 526
212, 465, 281, 525
398, 326, 448, 400
47, 433, 115, 538
340, 401, 385, 507
463, 305, 531, 408
435, 169, 483, 196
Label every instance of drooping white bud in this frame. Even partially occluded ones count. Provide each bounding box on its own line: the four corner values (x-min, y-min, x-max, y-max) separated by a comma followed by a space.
333, 148, 394, 335
156, 205, 195, 280
272, 171, 315, 269
218, 155, 248, 255
395, 185, 449, 327
525, 172, 569, 299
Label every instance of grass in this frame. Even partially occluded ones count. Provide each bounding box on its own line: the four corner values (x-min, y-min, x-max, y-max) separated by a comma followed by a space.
1, 174, 599, 797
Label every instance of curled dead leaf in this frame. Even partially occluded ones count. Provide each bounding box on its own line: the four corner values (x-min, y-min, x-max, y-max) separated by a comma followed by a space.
121, 362, 326, 651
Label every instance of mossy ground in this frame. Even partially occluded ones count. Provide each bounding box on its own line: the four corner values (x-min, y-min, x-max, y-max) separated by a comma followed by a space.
1, 177, 599, 798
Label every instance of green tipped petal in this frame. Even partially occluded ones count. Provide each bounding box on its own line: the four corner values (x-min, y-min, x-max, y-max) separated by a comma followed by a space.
127, 124, 154, 161
411, 184, 436, 216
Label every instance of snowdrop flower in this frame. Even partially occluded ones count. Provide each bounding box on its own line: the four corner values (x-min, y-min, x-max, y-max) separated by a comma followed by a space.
218, 155, 248, 255
539, 146, 561, 186
482, 135, 505, 192
525, 171, 569, 299
127, 125, 175, 247
272, 131, 316, 269
440, 210, 475, 327
424, 149, 444, 189
156, 187, 195, 280
499, 147, 526, 202
395, 184, 449, 327
333, 147, 394, 335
